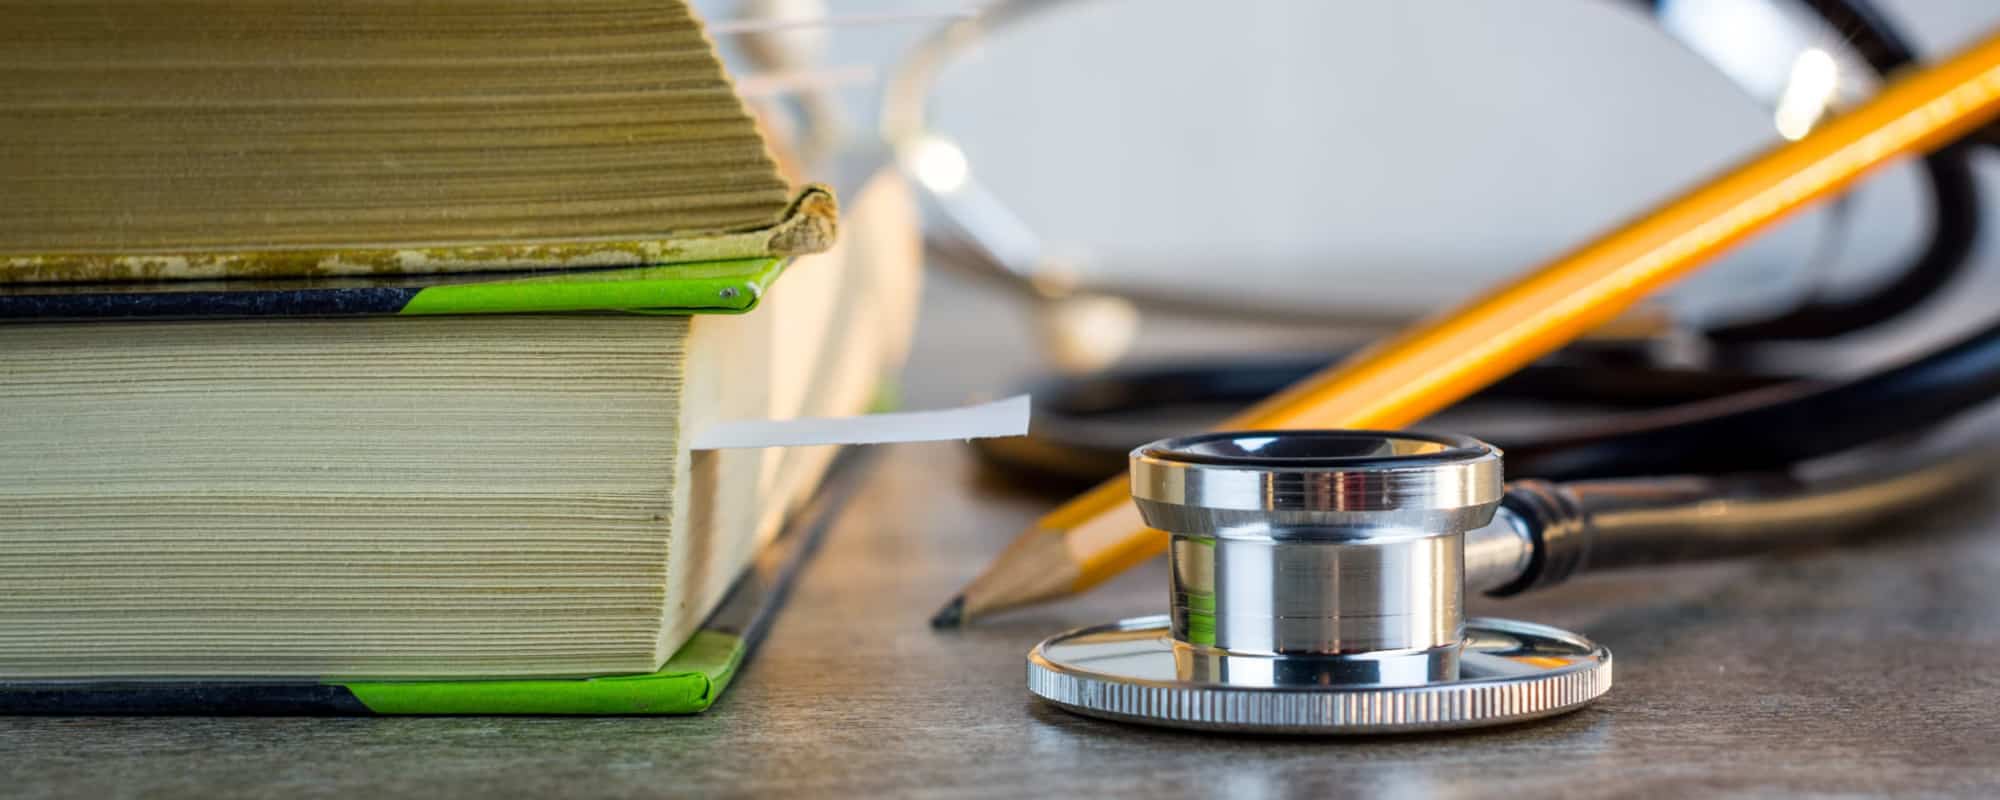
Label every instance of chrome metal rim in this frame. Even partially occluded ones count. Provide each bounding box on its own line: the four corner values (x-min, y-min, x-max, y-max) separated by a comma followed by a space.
1027, 615, 1612, 735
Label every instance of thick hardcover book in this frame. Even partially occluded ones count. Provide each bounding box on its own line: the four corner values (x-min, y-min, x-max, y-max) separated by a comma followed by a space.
0, 451, 868, 714
0, 1, 833, 284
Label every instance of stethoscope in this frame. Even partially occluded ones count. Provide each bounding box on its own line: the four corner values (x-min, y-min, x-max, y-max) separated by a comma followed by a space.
862, 0, 2000, 734
1028, 428, 1993, 734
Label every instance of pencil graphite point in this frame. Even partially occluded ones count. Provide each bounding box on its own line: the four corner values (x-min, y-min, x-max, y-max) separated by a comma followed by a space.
932, 525, 1086, 627
929, 595, 965, 629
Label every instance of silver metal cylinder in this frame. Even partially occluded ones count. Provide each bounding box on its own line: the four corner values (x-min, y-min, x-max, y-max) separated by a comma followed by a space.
1463, 511, 1536, 594
1131, 431, 1503, 677
1168, 532, 1463, 655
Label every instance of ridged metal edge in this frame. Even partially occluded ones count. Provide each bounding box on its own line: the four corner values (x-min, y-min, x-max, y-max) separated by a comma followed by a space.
1028, 651, 1611, 734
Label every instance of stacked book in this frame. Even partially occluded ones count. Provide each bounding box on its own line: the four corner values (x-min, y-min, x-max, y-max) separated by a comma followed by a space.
0, 0, 918, 712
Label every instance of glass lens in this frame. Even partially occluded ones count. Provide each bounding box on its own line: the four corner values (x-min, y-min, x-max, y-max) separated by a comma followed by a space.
922, 0, 1928, 326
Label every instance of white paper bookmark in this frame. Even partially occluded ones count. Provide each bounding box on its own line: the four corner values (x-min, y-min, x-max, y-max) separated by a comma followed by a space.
689, 395, 1030, 450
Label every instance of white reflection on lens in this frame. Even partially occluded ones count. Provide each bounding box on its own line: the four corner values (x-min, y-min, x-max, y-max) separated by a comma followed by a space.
906, 135, 969, 194
1775, 48, 1839, 140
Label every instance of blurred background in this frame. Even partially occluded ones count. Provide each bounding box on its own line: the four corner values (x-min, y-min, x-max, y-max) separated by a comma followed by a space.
701, 0, 2000, 410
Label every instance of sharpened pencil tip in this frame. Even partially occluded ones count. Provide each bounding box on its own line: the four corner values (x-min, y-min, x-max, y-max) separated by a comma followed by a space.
929, 595, 966, 629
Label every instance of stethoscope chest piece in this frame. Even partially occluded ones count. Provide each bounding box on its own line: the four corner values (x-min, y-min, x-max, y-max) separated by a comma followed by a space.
1026, 430, 1612, 734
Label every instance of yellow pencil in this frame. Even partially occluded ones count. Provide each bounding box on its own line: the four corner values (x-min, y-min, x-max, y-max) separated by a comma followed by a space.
932, 25, 2000, 627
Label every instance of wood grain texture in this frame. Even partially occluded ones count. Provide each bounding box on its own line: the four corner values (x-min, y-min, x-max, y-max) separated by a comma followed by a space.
5, 281, 2000, 797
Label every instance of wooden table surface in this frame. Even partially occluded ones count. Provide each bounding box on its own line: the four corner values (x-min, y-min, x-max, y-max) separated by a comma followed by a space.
8, 280, 2000, 798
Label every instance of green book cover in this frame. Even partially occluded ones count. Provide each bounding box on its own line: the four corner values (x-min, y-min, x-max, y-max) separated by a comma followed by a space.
343, 630, 746, 716
0, 257, 791, 321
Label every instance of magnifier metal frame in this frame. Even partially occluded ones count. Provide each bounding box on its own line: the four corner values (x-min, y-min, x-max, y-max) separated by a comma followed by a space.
1026, 430, 1613, 734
